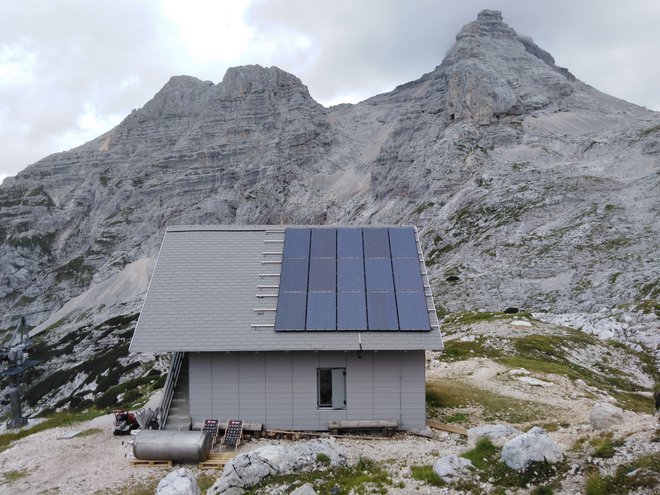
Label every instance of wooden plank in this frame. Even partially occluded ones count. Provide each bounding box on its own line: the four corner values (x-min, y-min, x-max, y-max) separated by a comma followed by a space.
327, 419, 398, 429
426, 419, 468, 436
131, 459, 173, 467
199, 452, 235, 469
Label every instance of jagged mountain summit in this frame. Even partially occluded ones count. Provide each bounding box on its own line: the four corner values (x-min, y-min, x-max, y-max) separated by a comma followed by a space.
0, 9, 658, 345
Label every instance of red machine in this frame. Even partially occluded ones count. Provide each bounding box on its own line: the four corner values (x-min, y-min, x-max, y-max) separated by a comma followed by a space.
113, 409, 139, 435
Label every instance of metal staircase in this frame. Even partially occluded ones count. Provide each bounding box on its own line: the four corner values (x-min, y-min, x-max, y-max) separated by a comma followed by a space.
160, 352, 192, 431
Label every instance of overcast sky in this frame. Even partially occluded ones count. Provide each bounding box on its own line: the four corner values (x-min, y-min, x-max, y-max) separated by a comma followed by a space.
1, 0, 658, 181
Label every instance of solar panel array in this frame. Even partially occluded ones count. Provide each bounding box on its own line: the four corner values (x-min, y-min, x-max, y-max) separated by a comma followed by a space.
274, 227, 431, 331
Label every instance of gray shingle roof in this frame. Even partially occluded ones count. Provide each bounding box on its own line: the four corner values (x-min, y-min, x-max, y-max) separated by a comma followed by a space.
129, 225, 444, 353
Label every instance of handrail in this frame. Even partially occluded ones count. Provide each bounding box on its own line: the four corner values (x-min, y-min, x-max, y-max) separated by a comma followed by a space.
158, 351, 184, 429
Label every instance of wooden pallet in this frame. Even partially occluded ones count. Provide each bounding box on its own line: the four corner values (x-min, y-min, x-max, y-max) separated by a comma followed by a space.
199, 452, 235, 469
131, 459, 173, 467
426, 419, 468, 436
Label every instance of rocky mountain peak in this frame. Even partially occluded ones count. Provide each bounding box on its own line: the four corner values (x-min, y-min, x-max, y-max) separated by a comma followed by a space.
139, 75, 215, 118
460, 9, 516, 40
441, 10, 576, 123
217, 64, 312, 99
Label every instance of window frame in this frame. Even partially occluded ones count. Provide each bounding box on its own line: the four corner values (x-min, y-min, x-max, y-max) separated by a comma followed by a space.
317, 367, 346, 410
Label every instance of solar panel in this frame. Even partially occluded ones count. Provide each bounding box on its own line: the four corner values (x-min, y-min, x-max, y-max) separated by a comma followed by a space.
306, 292, 336, 330
279, 258, 309, 292
337, 258, 365, 291
396, 291, 431, 330
337, 292, 367, 330
392, 258, 424, 292
275, 292, 307, 330
366, 292, 399, 330
308, 258, 336, 292
310, 228, 336, 258
362, 228, 390, 258
365, 258, 394, 291
389, 227, 418, 258
283, 228, 310, 258
275, 226, 432, 332
337, 228, 363, 258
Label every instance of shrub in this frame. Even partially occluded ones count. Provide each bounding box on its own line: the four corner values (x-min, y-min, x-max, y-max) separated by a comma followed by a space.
411, 465, 445, 487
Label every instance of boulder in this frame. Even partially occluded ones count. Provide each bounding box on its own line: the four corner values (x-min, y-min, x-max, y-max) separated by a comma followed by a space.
208, 439, 346, 495
156, 468, 200, 495
467, 424, 522, 448
291, 483, 317, 495
590, 402, 625, 430
501, 427, 564, 471
432, 454, 473, 481
409, 426, 434, 438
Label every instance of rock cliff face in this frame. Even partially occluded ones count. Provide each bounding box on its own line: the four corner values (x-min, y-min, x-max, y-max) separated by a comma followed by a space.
0, 10, 658, 412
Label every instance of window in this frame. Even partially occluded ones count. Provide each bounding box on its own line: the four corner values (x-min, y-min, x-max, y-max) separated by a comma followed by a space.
317, 368, 346, 409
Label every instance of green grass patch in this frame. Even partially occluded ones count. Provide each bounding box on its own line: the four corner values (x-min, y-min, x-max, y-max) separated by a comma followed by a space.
584, 452, 659, 495
54, 256, 94, 284
412, 202, 434, 215
1, 468, 29, 483
589, 432, 624, 459
246, 457, 392, 495
0, 410, 102, 453
461, 438, 566, 490
411, 464, 445, 487
95, 475, 161, 495
426, 380, 546, 424
442, 412, 469, 423
197, 473, 216, 492
443, 311, 533, 326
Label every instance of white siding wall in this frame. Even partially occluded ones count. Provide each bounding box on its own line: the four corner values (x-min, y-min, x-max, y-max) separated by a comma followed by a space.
188, 350, 426, 430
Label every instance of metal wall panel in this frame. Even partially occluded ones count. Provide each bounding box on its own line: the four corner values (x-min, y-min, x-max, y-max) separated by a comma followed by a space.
373, 351, 402, 424
400, 350, 426, 429
265, 352, 293, 429
188, 353, 212, 424
292, 353, 321, 430
346, 351, 374, 420
187, 350, 426, 430
238, 353, 266, 423
212, 353, 239, 420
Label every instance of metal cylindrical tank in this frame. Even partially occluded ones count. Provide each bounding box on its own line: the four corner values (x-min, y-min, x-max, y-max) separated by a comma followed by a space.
133, 430, 212, 462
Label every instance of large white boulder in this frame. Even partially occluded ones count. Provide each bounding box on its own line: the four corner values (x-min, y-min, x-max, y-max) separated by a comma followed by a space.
156, 468, 201, 495
590, 402, 625, 430
501, 427, 564, 471
291, 483, 317, 495
467, 424, 522, 448
432, 454, 473, 481
208, 439, 346, 495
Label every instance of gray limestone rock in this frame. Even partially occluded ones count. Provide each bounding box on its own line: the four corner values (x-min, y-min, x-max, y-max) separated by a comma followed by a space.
590, 402, 625, 430
432, 454, 473, 480
208, 439, 346, 495
501, 427, 564, 471
290, 483, 317, 495
467, 424, 522, 448
156, 468, 201, 495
